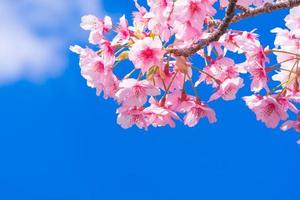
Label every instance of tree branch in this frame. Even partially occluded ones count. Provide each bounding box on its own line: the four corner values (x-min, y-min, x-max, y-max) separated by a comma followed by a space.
168, 0, 300, 57
232, 0, 300, 22
167, 0, 238, 57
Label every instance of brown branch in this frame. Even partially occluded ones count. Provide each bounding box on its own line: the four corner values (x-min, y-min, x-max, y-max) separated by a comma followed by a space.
236, 5, 248, 13
168, 0, 300, 57
167, 0, 238, 57
232, 0, 300, 22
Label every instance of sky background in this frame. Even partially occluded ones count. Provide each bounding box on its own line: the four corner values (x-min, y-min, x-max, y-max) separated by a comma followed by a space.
0, 0, 300, 200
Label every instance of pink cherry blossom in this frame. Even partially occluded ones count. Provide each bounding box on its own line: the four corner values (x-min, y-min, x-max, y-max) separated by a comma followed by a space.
128, 37, 164, 74
284, 6, 300, 31
165, 91, 195, 113
70, 45, 106, 96
112, 15, 131, 46
281, 117, 300, 133
172, 0, 216, 41
209, 77, 244, 101
146, 0, 174, 41
70, 45, 118, 98
115, 79, 160, 107
243, 95, 288, 128
132, 0, 149, 30
184, 100, 217, 127
80, 15, 112, 44
117, 106, 148, 129
71, 0, 300, 143
248, 63, 269, 93
144, 97, 180, 128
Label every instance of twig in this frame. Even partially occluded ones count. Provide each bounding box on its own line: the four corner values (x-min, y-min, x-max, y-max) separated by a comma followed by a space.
232, 0, 300, 23
167, 0, 238, 57
168, 0, 300, 57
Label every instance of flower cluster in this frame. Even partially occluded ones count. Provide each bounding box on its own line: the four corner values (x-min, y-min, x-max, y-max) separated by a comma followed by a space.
71, 0, 300, 143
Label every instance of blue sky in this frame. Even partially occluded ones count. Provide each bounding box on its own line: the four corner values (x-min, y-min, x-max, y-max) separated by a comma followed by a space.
0, 0, 300, 200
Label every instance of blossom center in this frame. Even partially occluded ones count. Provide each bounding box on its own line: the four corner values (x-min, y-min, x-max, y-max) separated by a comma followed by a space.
94, 61, 104, 72
133, 85, 145, 96
190, 2, 200, 13
142, 48, 154, 59
264, 103, 275, 116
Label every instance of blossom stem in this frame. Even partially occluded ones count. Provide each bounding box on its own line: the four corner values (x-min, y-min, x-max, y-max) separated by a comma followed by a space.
160, 71, 178, 105
186, 73, 201, 100
267, 57, 297, 71
124, 68, 137, 79
115, 47, 125, 56
269, 60, 298, 95
191, 66, 222, 85
166, 71, 178, 92
270, 49, 300, 58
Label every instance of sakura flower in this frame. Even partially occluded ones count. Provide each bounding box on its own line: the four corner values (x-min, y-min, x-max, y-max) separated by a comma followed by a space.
172, 0, 216, 41
101, 40, 116, 66
247, 62, 269, 93
102, 69, 120, 99
165, 91, 195, 113
271, 24, 300, 85
196, 57, 239, 88
209, 77, 244, 101
243, 95, 288, 128
232, 31, 260, 53
277, 96, 299, 114
70, 45, 118, 98
284, 6, 300, 31
116, 106, 148, 129
72, 0, 300, 143
172, 20, 202, 41
129, 37, 164, 74
281, 117, 300, 133
238, 43, 269, 93
146, 0, 174, 41
144, 97, 180, 128
80, 15, 112, 44
184, 100, 217, 127
115, 79, 160, 107
174, 0, 215, 27
132, 0, 149, 30
112, 15, 131, 46
70, 45, 106, 96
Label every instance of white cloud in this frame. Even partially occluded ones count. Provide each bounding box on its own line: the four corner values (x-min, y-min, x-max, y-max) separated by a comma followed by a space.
0, 0, 103, 84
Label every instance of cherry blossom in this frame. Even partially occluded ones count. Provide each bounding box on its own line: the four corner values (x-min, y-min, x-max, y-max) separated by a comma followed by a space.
184, 100, 217, 127
209, 77, 244, 101
115, 78, 160, 107
128, 37, 164, 74
144, 97, 181, 128
284, 6, 300, 31
112, 15, 131, 46
71, 0, 300, 143
281, 117, 300, 132
117, 106, 148, 129
80, 15, 112, 44
70, 45, 106, 96
243, 95, 288, 128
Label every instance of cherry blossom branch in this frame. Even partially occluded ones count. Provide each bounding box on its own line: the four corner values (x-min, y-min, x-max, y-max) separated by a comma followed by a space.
231, 0, 300, 23
168, 0, 300, 57
167, 0, 238, 57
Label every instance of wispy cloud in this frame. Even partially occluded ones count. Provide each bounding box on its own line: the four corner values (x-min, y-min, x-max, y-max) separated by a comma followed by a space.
0, 0, 103, 84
